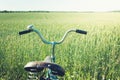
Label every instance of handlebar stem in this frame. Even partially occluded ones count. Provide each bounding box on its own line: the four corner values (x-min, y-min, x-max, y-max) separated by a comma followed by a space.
27, 25, 83, 63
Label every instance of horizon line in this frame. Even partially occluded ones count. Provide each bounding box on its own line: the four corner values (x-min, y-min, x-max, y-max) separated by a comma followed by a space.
0, 10, 120, 12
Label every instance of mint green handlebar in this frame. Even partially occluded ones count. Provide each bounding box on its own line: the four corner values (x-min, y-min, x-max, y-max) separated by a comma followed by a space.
27, 25, 78, 45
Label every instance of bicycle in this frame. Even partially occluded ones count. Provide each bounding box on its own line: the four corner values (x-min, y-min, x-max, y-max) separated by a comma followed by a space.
19, 25, 87, 80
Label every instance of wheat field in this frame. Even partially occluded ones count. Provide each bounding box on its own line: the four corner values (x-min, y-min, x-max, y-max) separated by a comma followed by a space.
0, 12, 120, 80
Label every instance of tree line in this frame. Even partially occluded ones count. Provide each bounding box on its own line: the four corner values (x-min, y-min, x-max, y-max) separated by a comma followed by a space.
0, 10, 50, 13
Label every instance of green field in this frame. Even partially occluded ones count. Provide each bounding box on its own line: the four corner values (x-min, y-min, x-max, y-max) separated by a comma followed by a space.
0, 12, 120, 80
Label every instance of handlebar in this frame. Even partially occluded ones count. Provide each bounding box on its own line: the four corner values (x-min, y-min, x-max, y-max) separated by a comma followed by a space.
19, 25, 87, 44
76, 29, 87, 34
19, 29, 33, 35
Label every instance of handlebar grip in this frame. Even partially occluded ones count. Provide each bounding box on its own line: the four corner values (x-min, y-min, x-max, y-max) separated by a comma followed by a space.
76, 29, 87, 34
19, 29, 32, 35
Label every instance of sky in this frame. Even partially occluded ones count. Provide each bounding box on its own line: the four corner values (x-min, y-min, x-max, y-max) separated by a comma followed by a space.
0, 0, 120, 12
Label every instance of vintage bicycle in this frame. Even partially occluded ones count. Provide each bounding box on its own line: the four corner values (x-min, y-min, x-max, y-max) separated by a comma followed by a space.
19, 25, 87, 80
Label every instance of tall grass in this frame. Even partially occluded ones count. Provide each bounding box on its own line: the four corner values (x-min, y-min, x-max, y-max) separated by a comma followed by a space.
0, 12, 120, 80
